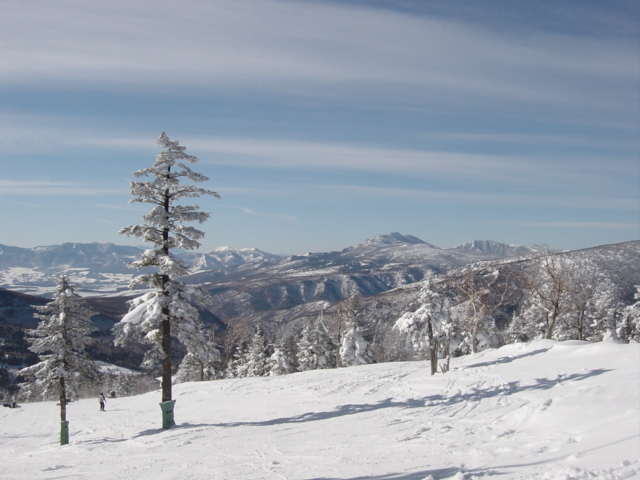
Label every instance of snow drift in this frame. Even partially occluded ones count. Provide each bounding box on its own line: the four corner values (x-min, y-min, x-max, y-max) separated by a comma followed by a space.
1, 339, 638, 479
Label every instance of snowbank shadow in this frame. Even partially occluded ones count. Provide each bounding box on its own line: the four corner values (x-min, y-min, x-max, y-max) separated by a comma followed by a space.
433, 368, 612, 406
209, 368, 610, 429
213, 398, 426, 428
105, 368, 610, 442
464, 347, 551, 369
79, 428, 166, 444
306, 467, 464, 480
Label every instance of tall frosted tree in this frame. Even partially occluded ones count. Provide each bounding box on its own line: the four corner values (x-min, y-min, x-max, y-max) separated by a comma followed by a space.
19, 276, 100, 445
113, 132, 219, 429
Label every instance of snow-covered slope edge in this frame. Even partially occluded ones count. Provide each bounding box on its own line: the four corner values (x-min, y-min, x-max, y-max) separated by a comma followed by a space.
2, 340, 638, 480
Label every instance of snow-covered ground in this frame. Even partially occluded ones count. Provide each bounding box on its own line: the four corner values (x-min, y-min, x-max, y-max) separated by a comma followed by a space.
1, 340, 638, 480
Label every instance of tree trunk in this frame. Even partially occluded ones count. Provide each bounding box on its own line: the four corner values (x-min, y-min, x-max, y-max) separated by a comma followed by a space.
471, 321, 479, 354
59, 376, 67, 422
577, 306, 586, 341
161, 315, 172, 402
427, 318, 437, 375
441, 325, 452, 374
545, 304, 560, 339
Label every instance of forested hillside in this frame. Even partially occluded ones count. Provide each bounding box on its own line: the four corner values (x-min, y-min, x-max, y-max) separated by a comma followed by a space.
2, 236, 638, 398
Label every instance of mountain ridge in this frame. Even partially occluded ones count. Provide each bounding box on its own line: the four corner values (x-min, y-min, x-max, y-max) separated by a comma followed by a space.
1, 237, 638, 376
0, 234, 535, 296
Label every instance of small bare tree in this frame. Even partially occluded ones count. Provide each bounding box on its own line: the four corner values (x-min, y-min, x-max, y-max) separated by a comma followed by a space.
518, 247, 574, 340
445, 263, 514, 353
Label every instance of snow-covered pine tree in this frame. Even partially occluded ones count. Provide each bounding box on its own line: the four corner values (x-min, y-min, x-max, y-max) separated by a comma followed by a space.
313, 314, 336, 369
113, 132, 219, 429
297, 322, 316, 372
244, 327, 269, 377
268, 339, 295, 376
176, 323, 220, 382
338, 294, 374, 367
224, 342, 249, 378
394, 279, 452, 375
19, 276, 101, 445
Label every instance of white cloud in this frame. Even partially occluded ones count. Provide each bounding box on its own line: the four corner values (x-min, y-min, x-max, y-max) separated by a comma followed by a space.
0, 180, 120, 196
187, 137, 633, 194
313, 183, 637, 210
0, 198, 41, 208
233, 206, 296, 221
497, 221, 638, 230
0, 120, 632, 197
1, 0, 636, 110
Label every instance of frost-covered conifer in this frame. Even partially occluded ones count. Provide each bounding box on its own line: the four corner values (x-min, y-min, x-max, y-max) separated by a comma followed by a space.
225, 343, 249, 378
297, 314, 336, 372
338, 294, 374, 367
314, 314, 336, 369
394, 280, 452, 374
268, 339, 295, 376
297, 322, 316, 372
176, 324, 220, 382
113, 132, 219, 427
245, 327, 269, 377
298, 314, 336, 371
19, 276, 101, 441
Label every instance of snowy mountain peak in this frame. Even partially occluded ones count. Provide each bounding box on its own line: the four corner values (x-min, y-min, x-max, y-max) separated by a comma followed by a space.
184, 246, 284, 273
452, 240, 535, 258
357, 232, 433, 248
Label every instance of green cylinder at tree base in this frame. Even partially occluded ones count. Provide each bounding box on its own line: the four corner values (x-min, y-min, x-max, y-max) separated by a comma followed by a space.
60, 421, 69, 445
160, 400, 176, 430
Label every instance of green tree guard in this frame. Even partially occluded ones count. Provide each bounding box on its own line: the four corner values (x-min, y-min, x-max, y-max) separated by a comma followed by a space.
60, 421, 69, 446
160, 400, 176, 430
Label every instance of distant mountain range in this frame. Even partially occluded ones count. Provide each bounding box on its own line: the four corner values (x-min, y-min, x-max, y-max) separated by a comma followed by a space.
1, 234, 639, 374
0, 242, 281, 296
0, 233, 535, 296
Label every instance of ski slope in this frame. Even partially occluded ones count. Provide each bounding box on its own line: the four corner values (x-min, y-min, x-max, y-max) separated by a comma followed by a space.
1, 339, 638, 479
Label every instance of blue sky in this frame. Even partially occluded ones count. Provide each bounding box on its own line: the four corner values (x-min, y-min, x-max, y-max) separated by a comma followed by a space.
1, 0, 638, 255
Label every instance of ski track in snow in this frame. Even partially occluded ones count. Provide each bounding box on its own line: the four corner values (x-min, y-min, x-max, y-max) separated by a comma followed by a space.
1, 340, 638, 480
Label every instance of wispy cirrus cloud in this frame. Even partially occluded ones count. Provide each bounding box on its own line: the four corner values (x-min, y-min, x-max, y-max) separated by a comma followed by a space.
494, 221, 637, 230
233, 206, 296, 222
303, 183, 638, 211
0, 180, 120, 196
0, 197, 41, 208
1, 0, 636, 111
0, 123, 633, 207
0, 1, 636, 252
189, 137, 633, 193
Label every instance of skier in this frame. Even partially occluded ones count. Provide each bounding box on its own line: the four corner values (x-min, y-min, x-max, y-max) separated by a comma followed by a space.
99, 392, 106, 411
